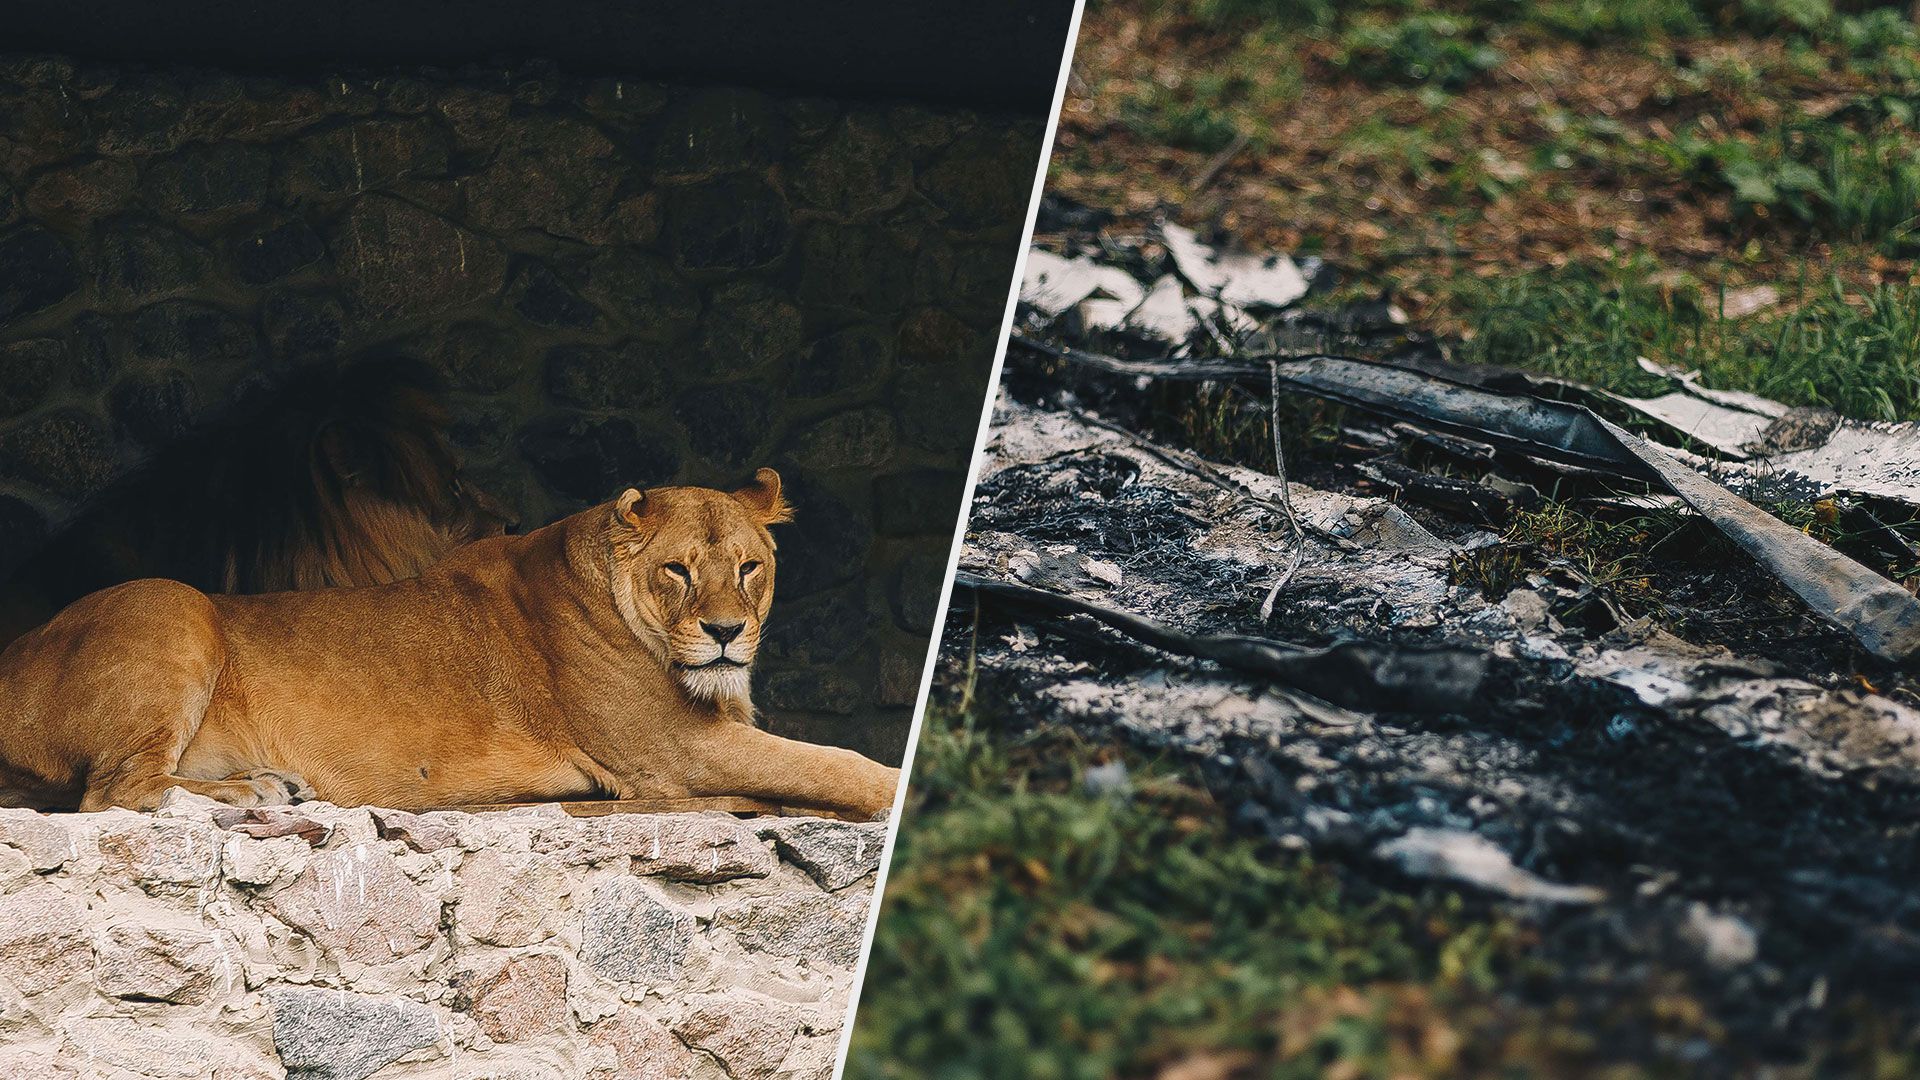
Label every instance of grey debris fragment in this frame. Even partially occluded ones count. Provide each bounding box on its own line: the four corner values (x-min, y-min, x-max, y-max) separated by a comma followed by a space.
1578, 634, 1920, 780
957, 571, 1487, 714
1610, 390, 1774, 458
1374, 827, 1604, 905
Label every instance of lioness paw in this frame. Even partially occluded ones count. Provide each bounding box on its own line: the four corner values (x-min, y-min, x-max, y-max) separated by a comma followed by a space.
226, 768, 315, 806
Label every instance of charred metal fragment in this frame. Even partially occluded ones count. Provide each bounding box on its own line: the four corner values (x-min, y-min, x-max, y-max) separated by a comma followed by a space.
1604, 422, 1920, 663
1010, 334, 1660, 480
953, 570, 1487, 712
1356, 458, 1513, 525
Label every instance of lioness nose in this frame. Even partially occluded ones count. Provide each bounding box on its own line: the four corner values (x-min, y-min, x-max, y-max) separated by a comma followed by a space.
701, 620, 745, 645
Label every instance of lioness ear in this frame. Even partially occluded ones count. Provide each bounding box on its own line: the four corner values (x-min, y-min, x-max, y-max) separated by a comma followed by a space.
732, 468, 794, 526
613, 488, 648, 529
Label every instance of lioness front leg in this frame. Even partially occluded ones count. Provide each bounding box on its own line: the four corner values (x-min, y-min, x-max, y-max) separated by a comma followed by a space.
681, 722, 900, 819
87, 770, 310, 812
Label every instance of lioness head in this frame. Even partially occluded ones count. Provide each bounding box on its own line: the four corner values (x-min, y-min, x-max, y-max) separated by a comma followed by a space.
607, 468, 794, 705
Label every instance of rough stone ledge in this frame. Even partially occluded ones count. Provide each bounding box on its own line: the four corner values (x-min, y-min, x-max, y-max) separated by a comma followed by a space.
0, 790, 877, 1080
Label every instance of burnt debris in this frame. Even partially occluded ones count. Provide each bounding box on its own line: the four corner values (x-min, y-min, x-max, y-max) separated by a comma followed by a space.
944, 212, 1920, 1071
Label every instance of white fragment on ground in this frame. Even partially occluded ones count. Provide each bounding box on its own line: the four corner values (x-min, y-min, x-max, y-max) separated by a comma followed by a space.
1160, 221, 1309, 310
1127, 275, 1199, 343
1020, 248, 1147, 317
1041, 676, 1347, 754
1082, 557, 1124, 588
1374, 827, 1605, 905
1082, 761, 1133, 800
1007, 624, 1041, 653
1635, 357, 1790, 419
1501, 589, 1554, 634
1762, 422, 1920, 506
1721, 284, 1782, 319
1680, 902, 1760, 969
1628, 356, 1920, 505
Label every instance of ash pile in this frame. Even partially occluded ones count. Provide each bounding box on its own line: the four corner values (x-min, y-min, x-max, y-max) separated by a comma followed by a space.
945, 201, 1920, 1066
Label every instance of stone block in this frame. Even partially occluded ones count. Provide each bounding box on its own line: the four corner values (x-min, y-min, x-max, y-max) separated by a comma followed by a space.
264, 843, 441, 965
25, 158, 137, 219
759, 818, 887, 891
144, 142, 271, 215
719, 891, 866, 967
94, 924, 231, 1004
456, 952, 569, 1043
791, 117, 912, 220
584, 1010, 698, 1080
696, 281, 801, 375
786, 408, 897, 472
0, 225, 79, 321
94, 219, 213, 305
0, 888, 90, 995
790, 324, 892, 399
578, 877, 696, 986
672, 993, 805, 1080
331, 194, 506, 320
664, 177, 790, 273
0, 338, 62, 417
672, 382, 774, 467
532, 813, 774, 883
232, 221, 327, 284
652, 88, 786, 183
267, 985, 442, 1080
95, 814, 223, 891
518, 415, 683, 503
454, 848, 569, 947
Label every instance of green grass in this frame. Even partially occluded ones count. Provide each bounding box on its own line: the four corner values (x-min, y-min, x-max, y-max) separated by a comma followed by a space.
1460, 264, 1920, 421
1336, 13, 1507, 89
1115, 0, 1920, 264
845, 708, 1604, 1080
1660, 124, 1920, 252
1183, 0, 1920, 56
1121, 80, 1245, 154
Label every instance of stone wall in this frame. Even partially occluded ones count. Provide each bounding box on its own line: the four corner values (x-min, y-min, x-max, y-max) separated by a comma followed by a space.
0, 55, 1045, 762
0, 794, 881, 1079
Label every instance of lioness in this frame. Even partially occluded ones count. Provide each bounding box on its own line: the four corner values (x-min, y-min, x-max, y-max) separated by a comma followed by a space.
0, 469, 900, 819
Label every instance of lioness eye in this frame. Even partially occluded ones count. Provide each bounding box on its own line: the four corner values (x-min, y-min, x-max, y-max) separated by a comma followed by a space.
740, 560, 761, 578
664, 562, 691, 581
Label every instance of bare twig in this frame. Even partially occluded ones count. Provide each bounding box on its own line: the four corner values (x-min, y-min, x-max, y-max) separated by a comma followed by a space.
1260, 360, 1305, 621
1190, 130, 1252, 196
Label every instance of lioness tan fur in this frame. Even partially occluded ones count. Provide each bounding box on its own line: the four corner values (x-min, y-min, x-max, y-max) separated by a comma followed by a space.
0, 469, 900, 818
